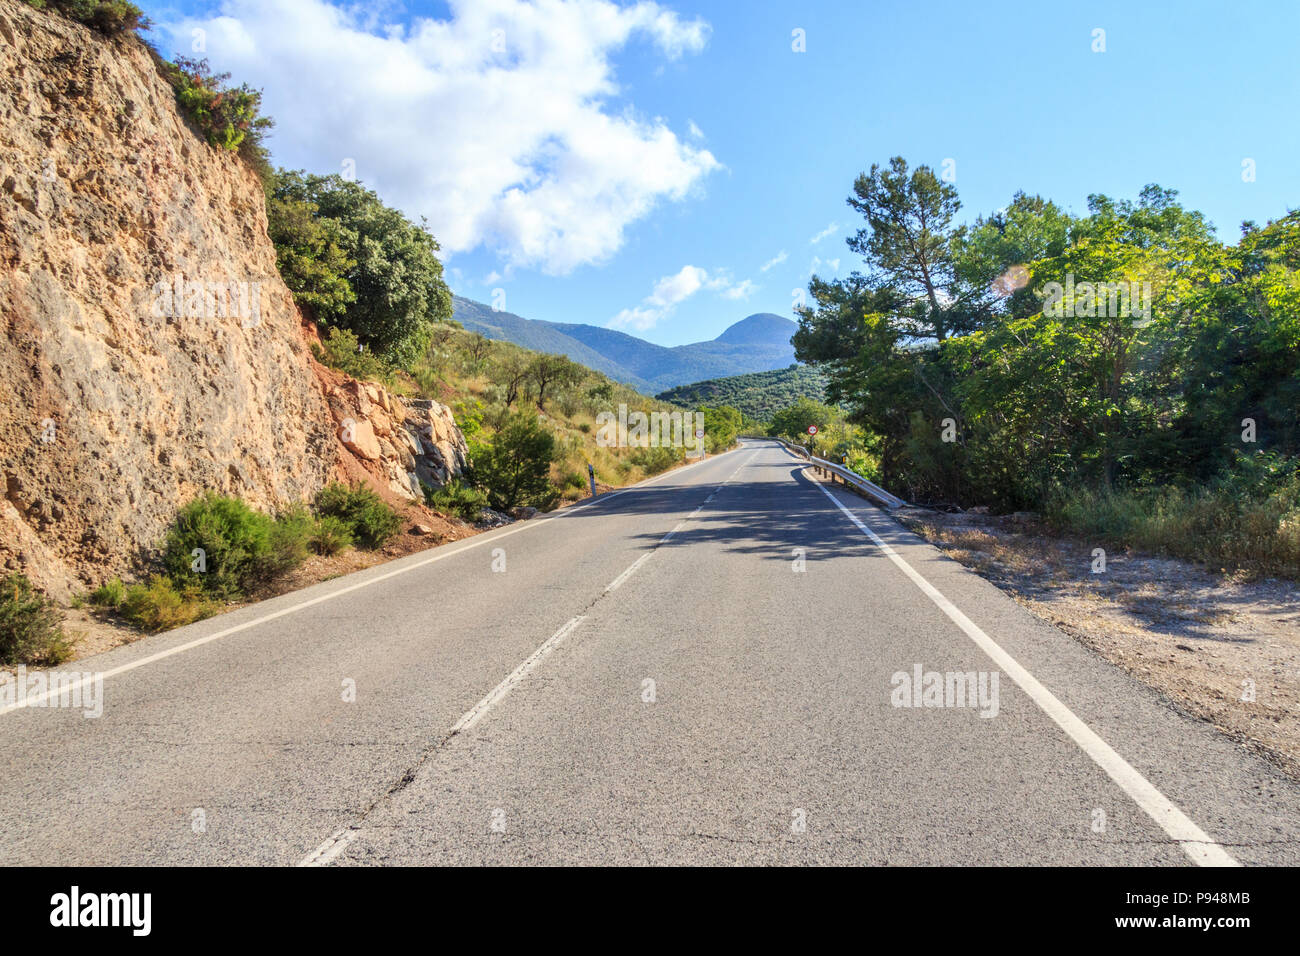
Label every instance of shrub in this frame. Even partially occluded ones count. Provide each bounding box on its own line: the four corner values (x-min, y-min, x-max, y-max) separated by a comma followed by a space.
312, 326, 392, 383
560, 470, 586, 490
26, 0, 149, 35
308, 516, 354, 556
628, 444, 679, 476
121, 576, 216, 633
263, 506, 314, 577
471, 413, 560, 512
1045, 464, 1300, 580
313, 482, 402, 549
162, 57, 272, 173
161, 492, 274, 598
89, 578, 127, 609
0, 575, 71, 666
424, 478, 488, 522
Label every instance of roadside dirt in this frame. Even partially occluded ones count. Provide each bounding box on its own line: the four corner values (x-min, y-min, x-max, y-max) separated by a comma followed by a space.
42, 449, 728, 665
58, 505, 474, 662
894, 506, 1300, 782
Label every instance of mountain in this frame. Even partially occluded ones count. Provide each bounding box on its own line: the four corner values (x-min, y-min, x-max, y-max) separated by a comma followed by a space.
451, 295, 797, 392
656, 366, 830, 422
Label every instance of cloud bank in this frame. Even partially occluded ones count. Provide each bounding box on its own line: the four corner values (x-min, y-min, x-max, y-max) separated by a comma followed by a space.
167, 0, 719, 275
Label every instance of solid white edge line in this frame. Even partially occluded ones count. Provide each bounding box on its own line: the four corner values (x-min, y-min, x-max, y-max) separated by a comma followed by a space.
0, 444, 748, 718
810, 477, 1240, 868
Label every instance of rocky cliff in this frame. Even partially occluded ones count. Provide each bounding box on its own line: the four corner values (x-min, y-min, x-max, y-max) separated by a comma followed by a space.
0, 1, 465, 600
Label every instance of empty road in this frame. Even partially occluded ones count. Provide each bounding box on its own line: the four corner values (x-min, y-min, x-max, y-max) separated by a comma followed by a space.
2, 439, 1298, 865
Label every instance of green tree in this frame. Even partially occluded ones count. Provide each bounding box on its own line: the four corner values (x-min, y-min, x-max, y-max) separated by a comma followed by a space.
472, 413, 560, 511
528, 354, 583, 411
265, 186, 356, 321
267, 170, 452, 365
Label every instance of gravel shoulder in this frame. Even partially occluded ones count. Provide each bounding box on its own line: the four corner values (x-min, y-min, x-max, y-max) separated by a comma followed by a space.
894, 506, 1300, 782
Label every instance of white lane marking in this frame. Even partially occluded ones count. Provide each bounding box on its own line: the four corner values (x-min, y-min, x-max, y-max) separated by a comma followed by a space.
604, 553, 653, 595
606, 452, 753, 593
0, 446, 746, 718
298, 449, 762, 866
300, 827, 358, 867
450, 615, 587, 735
811, 478, 1240, 868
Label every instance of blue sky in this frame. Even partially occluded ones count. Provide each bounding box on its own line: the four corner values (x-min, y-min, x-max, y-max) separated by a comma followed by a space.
149, 0, 1298, 346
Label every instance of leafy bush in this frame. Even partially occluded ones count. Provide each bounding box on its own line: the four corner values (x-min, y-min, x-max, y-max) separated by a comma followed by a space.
424, 478, 488, 522
313, 482, 402, 549
121, 576, 216, 633
25, 0, 149, 35
312, 326, 392, 383
560, 470, 586, 490
162, 57, 272, 175
264, 506, 314, 577
267, 191, 357, 321
0, 575, 71, 666
308, 516, 354, 556
160, 493, 314, 599
471, 413, 560, 512
628, 444, 679, 476
89, 578, 127, 609
161, 492, 274, 598
268, 170, 452, 365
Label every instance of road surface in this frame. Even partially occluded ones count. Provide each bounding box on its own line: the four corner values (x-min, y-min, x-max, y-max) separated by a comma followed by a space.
2, 439, 1298, 865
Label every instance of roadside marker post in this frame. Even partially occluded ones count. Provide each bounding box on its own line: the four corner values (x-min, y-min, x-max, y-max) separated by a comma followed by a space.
587, 462, 596, 498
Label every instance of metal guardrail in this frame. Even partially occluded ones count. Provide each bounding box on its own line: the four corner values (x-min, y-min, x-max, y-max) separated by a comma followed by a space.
771, 438, 907, 510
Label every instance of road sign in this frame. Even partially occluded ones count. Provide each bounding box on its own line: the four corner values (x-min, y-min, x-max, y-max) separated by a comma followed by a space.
695, 428, 704, 438
807, 425, 818, 436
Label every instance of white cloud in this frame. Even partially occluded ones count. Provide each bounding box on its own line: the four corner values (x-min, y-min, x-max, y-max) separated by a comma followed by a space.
608, 306, 662, 331
721, 279, 755, 300
687, 119, 704, 139
610, 264, 751, 330
649, 265, 709, 307
810, 221, 838, 244
166, 0, 718, 275
759, 250, 787, 272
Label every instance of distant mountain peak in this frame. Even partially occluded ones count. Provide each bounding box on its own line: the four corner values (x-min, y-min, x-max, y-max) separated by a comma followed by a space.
451, 297, 797, 391
713, 313, 797, 346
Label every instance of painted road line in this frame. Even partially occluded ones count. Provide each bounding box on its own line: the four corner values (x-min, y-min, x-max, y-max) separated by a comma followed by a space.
812, 478, 1240, 868
0, 445, 744, 718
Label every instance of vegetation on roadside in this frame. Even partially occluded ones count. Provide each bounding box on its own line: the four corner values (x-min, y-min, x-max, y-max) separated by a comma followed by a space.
312, 483, 402, 550
0, 574, 72, 666
423, 478, 488, 523
792, 155, 1300, 578
97, 486, 403, 633
766, 396, 882, 481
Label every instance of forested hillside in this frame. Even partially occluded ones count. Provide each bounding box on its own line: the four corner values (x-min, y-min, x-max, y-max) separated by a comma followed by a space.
657, 365, 828, 422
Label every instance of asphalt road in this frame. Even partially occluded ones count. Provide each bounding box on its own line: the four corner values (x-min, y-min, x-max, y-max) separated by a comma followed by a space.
2, 439, 1298, 866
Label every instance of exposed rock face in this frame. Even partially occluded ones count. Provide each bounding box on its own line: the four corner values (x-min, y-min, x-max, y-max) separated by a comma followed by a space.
0, 2, 466, 598
318, 375, 467, 502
